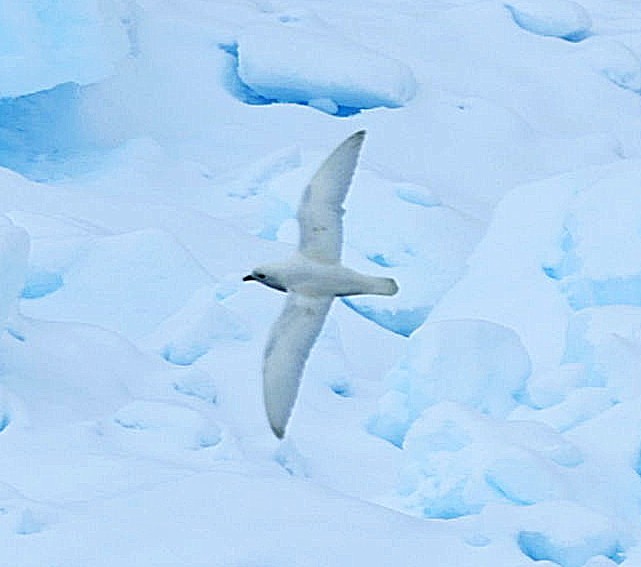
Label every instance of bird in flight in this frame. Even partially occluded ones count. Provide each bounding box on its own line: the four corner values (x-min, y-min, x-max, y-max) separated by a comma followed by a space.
244, 131, 398, 438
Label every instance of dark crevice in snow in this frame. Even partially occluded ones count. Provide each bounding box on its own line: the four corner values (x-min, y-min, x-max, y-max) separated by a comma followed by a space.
22, 271, 64, 299
561, 30, 593, 43
367, 253, 396, 268
218, 43, 278, 106
330, 381, 352, 398
173, 382, 217, 404
0, 412, 10, 433
6, 327, 25, 342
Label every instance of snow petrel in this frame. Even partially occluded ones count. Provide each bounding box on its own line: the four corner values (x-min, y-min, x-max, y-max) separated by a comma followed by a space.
244, 131, 398, 438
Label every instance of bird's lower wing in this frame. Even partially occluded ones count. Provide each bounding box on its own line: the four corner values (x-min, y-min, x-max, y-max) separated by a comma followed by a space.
263, 293, 334, 438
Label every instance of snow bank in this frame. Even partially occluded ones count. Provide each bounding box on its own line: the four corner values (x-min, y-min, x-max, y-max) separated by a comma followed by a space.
515, 501, 623, 566
396, 402, 579, 518
0, 318, 133, 424
232, 23, 417, 115
369, 319, 531, 445
581, 37, 641, 93
545, 161, 641, 311
21, 228, 214, 339
142, 285, 249, 366
563, 306, 641, 401
103, 400, 222, 458
504, 0, 592, 41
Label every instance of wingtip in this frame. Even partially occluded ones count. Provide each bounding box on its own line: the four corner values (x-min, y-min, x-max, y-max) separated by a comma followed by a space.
270, 422, 286, 439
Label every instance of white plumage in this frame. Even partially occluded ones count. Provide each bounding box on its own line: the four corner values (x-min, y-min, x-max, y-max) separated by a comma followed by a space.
244, 131, 398, 438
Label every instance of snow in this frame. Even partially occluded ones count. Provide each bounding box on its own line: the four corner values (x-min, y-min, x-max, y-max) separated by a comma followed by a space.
234, 23, 417, 115
1, 0, 641, 565
369, 320, 532, 445
504, 0, 593, 40
0, 0, 129, 96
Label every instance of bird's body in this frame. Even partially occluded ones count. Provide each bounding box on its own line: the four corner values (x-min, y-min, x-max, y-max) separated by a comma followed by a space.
244, 131, 398, 438
250, 254, 398, 297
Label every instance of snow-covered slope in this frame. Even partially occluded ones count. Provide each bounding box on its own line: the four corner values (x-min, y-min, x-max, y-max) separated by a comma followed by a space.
1, 0, 641, 565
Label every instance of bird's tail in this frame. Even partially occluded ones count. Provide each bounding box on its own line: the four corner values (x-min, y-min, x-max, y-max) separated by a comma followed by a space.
365, 276, 399, 296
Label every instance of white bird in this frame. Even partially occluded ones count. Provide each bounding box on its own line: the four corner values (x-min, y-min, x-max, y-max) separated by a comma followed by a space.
243, 131, 398, 438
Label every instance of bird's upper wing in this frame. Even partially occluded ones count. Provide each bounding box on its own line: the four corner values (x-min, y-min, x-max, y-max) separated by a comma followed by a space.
263, 292, 334, 438
297, 130, 366, 263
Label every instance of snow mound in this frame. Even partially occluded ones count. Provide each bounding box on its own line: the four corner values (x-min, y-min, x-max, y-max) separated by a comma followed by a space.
369, 319, 531, 445
504, 0, 592, 41
226, 23, 416, 115
581, 38, 641, 93
21, 228, 214, 339
142, 286, 249, 366
563, 306, 641, 401
544, 161, 641, 310
0, 318, 133, 424
396, 402, 579, 519
516, 501, 623, 566
104, 400, 222, 457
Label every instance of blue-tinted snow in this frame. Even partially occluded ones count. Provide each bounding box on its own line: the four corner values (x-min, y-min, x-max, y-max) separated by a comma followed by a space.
0, 82, 122, 180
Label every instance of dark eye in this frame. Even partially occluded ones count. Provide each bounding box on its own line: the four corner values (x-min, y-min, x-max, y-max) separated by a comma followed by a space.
256, 273, 266, 279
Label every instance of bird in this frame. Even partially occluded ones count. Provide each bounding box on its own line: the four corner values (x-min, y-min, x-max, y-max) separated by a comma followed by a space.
243, 130, 398, 438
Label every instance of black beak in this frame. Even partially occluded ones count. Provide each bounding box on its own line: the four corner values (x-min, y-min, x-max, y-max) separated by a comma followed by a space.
243, 274, 255, 282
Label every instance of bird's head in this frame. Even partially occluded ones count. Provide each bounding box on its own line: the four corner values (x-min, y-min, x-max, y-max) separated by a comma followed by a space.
242, 266, 287, 293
